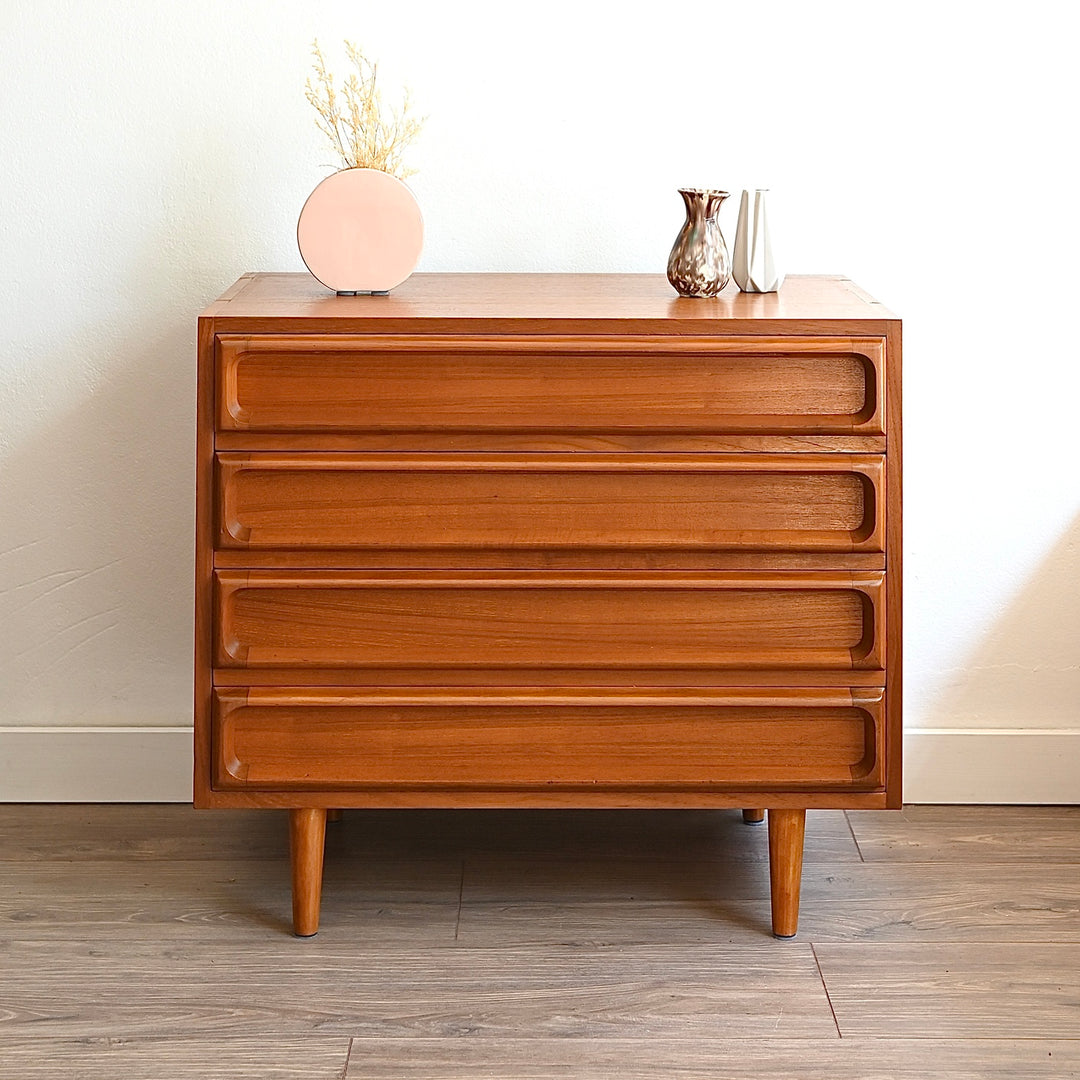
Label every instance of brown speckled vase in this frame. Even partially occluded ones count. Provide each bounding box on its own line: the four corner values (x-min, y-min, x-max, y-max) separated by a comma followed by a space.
666, 188, 731, 297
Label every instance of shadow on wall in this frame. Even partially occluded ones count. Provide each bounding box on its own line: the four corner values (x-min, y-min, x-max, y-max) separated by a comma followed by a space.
922, 514, 1080, 730
0, 131, 261, 726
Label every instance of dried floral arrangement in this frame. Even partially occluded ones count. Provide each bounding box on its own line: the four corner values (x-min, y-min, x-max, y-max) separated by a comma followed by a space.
305, 39, 423, 179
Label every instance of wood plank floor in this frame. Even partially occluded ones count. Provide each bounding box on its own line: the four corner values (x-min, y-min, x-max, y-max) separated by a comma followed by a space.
1, 806, 1078, 1078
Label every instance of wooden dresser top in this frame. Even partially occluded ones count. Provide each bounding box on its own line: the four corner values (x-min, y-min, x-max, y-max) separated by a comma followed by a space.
200, 273, 899, 335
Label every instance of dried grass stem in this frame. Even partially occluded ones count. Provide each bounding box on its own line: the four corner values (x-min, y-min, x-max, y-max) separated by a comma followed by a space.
305, 39, 423, 179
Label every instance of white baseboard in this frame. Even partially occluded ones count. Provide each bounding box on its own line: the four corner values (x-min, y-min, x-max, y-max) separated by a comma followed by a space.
0, 727, 193, 802
1, 726, 1077, 804
903, 728, 1080, 804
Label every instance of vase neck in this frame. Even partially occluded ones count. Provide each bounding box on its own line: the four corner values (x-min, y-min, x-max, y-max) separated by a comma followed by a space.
679, 187, 729, 221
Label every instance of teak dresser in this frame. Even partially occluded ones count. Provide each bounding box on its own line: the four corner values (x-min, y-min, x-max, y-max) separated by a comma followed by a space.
195, 272, 902, 938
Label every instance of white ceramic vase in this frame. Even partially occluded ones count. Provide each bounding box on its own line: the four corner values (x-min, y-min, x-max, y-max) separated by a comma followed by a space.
733, 189, 782, 294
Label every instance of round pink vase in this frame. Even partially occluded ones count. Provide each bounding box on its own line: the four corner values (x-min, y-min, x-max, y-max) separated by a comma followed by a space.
296, 167, 424, 294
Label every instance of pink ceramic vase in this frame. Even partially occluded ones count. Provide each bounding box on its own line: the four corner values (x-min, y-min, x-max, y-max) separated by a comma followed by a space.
296, 167, 424, 294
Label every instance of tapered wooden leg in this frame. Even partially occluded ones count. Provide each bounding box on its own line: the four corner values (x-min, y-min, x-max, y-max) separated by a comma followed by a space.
767, 809, 806, 939
289, 808, 327, 937
742, 808, 765, 825
326, 809, 343, 823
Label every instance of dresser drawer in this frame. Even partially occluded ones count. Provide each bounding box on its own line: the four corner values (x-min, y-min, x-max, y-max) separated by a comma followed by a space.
213, 687, 884, 791
214, 570, 885, 673
216, 453, 884, 555
217, 335, 884, 436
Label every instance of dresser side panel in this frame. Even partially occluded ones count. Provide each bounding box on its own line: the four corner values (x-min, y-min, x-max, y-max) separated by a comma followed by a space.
193, 316, 217, 806
885, 320, 903, 806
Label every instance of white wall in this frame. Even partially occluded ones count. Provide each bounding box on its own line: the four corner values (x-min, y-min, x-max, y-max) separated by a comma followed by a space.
2, 0, 1077, 802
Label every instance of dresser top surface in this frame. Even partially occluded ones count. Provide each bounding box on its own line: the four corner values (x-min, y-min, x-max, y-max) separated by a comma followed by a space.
201, 273, 898, 332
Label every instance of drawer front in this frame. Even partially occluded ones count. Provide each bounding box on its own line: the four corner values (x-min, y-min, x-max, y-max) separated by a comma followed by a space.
216, 453, 884, 554
217, 335, 884, 436
214, 570, 885, 672
213, 687, 884, 791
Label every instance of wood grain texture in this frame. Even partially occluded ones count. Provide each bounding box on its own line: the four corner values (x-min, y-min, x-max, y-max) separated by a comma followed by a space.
816, 942, 1080, 1038
456, 893, 1080, 948
217, 332, 884, 436
849, 805, 1080, 862
769, 809, 806, 936
289, 807, 326, 935
135, 786, 890, 812
194, 315, 217, 807
884, 320, 902, 806
214, 570, 886, 673
9, 854, 1076, 946
459, 846, 1079, 904
213, 548, 888, 572
455, 861, 1080, 944
214, 431, 888, 454
0, 804, 289, 861
0, 941, 836, 1038
0, 1036, 351, 1080
342, 1038, 1080, 1079
216, 452, 884, 555
0, 804, 862, 861
213, 688, 884, 792
339, 805, 863, 861
202, 273, 899, 331
3, 806, 1078, 1072
0, 859, 462, 942
211, 666, 889, 691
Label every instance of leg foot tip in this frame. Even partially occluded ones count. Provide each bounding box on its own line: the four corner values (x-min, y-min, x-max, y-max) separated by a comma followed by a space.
772, 931, 798, 939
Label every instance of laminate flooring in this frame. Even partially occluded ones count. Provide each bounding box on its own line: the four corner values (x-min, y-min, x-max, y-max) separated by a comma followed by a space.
0, 805, 1077, 1078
